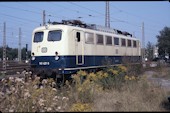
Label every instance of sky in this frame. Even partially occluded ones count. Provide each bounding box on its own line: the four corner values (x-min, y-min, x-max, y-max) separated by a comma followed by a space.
0, 1, 170, 50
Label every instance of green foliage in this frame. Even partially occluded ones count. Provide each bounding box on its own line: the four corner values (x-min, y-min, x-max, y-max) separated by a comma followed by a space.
68, 71, 102, 103
157, 26, 170, 58
0, 46, 31, 60
145, 41, 154, 61
126, 63, 144, 76
98, 66, 127, 91
66, 65, 148, 111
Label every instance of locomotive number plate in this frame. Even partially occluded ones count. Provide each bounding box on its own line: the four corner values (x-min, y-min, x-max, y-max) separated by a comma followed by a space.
39, 62, 50, 65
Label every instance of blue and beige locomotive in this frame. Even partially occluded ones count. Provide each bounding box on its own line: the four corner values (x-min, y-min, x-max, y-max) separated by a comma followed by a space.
31, 20, 141, 78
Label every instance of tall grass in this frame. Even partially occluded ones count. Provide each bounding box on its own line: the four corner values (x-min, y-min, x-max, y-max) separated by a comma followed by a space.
0, 74, 69, 112
0, 65, 169, 112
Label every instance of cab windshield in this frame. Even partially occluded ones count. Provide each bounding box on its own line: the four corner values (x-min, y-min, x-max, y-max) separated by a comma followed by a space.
48, 30, 62, 41
33, 32, 44, 42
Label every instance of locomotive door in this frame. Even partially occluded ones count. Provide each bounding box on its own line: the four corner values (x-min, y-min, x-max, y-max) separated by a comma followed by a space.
74, 30, 84, 65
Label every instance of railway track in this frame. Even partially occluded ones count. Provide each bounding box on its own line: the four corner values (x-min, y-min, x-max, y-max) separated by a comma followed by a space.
0, 61, 30, 75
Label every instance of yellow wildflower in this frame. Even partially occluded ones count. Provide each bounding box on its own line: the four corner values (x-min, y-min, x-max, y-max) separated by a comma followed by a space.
88, 73, 97, 81
77, 87, 83, 92
129, 77, 132, 81
77, 70, 87, 77
103, 72, 108, 78
131, 76, 136, 80
124, 75, 129, 80
119, 65, 127, 72
112, 70, 119, 75
96, 71, 104, 79
70, 103, 92, 112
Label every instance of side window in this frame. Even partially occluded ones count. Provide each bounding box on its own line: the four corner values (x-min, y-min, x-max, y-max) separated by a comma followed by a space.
48, 30, 62, 41
114, 37, 119, 45
121, 38, 126, 46
127, 39, 132, 47
76, 32, 80, 42
106, 36, 112, 45
133, 40, 137, 47
85, 32, 94, 44
96, 34, 104, 45
34, 32, 44, 42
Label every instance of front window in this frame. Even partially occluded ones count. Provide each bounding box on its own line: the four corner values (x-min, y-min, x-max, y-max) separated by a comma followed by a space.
48, 30, 62, 41
34, 32, 44, 42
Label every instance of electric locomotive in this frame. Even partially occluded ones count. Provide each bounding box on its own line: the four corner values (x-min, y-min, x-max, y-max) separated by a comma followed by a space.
31, 20, 141, 78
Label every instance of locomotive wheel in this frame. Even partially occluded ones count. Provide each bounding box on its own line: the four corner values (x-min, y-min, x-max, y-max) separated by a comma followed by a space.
56, 74, 65, 88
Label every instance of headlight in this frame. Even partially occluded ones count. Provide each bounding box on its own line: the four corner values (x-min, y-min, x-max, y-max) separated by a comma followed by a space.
55, 56, 59, 60
32, 56, 35, 60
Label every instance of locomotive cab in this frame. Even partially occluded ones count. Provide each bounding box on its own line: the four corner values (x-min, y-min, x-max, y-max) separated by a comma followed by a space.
31, 25, 69, 78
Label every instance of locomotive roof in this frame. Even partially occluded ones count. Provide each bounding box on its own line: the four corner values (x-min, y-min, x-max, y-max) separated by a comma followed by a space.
34, 20, 139, 40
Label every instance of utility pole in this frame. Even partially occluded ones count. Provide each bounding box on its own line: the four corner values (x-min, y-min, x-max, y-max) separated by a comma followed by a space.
142, 22, 145, 62
2, 22, 7, 74
18, 27, 21, 62
105, 1, 110, 28
43, 10, 46, 26
26, 44, 28, 63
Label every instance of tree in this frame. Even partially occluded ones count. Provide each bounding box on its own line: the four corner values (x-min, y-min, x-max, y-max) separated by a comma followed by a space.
157, 26, 170, 58
145, 41, 154, 61
0, 46, 31, 61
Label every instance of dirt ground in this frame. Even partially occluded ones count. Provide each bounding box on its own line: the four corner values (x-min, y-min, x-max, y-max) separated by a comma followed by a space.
144, 66, 170, 92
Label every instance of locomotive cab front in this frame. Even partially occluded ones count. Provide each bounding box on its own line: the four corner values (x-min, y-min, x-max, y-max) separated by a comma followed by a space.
31, 25, 68, 77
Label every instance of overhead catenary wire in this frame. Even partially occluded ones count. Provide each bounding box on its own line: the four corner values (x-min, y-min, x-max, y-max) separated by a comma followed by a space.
110, 3, 166, 30
16, 2, 69, 20
68, 2, 143, 29
1, 2, 166, 31
0, 3, 142, 32
16, 2, 162, 32
69, 2, 165, 33
0, 12, 40, 24
0, 4, 42, 15
0, 2, 165, 48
